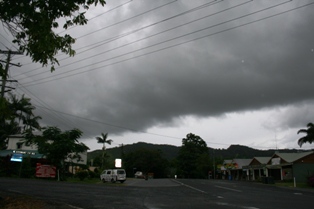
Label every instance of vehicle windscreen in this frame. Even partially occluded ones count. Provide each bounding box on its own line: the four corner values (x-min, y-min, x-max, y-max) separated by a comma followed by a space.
117, 170, 125, 174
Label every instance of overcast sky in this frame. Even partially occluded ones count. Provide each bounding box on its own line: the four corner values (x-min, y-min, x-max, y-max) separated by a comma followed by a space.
1, 0, 314, 151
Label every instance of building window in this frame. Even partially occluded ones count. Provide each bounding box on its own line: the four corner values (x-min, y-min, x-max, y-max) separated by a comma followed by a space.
16, 142, 23, 149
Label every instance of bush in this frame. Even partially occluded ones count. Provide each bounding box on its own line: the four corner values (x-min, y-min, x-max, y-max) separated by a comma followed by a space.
87, 170, 99, 178
308, 175, 314, 187
76, 170, 89, 181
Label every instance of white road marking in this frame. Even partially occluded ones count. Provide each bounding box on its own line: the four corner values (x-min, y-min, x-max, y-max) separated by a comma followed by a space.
66, 204, 84, 209
294, 193, 302, 195
242, 207, 260, 209
172, 180, 207, 193
215, 185, 242, 192
217, 202, 260, 209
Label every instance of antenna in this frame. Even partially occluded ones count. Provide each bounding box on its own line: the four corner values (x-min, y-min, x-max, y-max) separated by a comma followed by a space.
275, 130, 278, 151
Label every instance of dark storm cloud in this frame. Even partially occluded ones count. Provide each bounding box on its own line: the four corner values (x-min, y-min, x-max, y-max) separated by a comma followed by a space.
3, 0, 314, 142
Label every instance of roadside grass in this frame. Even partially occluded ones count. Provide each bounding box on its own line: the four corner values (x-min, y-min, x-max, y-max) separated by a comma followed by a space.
66, 177, 102, 184
275, 181, 314, 189
0, 194, 44, 209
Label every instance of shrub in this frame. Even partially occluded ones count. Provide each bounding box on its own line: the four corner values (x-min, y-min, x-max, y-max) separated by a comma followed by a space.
308, 174, 314, 187
76, 170, 89, 181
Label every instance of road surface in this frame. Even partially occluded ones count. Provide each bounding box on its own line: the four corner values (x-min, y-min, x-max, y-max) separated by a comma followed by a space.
0, 178, 313, 209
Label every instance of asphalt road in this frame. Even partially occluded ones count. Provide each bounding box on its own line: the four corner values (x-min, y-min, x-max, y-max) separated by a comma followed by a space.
0, 177, 313, 209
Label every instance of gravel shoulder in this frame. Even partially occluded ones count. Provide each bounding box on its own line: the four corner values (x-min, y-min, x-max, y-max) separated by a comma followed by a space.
0, 191, 74, 209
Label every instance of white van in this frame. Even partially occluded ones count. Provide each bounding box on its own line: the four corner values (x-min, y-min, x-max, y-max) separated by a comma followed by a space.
100, 169, 126, 183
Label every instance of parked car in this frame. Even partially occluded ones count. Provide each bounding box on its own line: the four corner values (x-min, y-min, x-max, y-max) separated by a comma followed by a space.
100, 169, 126, 183
134, 171, 145, 179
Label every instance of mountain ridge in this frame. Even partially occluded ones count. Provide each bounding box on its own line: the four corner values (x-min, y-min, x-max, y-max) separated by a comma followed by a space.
88, 142, 311, 162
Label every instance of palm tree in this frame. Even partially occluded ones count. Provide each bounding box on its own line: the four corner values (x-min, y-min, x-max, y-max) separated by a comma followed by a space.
96, 133, 113, 169
297, 123, 314, 147
0, 93, 41, 149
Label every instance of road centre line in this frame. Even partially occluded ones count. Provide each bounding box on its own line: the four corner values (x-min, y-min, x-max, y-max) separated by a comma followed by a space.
217, 202, 260, 209
215, 185, 242, 192
172, 179, 207, 193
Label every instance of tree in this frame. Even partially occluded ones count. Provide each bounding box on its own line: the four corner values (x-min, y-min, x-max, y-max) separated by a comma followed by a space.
0, 0, 106, 71
176, 133, 210, 178
297, 123, 314, 147
96, 132, 112, 169
26, 127, 89, 179
0, 93, 41, 149
124, 148, 169, 178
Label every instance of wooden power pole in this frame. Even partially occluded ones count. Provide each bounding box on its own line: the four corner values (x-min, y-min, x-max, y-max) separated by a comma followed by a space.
0, 49, 23, 98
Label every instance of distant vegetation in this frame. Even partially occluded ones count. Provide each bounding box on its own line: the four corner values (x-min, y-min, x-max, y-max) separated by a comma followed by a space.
87, 140, 310, 179
88, 142, 305, 163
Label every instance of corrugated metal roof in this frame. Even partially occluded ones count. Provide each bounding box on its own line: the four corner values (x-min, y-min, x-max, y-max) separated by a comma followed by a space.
253, 157, 271, 164
232, 159, 252, 168
272, 151, 314, 163
223, 159, 232, 164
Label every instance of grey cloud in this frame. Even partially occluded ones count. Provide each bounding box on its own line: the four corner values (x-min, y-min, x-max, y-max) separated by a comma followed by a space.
3, 0, 314, 143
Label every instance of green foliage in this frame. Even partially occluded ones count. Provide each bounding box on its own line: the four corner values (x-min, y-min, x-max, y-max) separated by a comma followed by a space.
20, 157, 34, 178
96, 132, 113, 169
124, 148, 169, 178
0, 94, 41, 149
87, 170, 99, 178
307, 174, 314, 187
26, 127, 89, 170
91, 152, 113, 169
0, 0, 106, 70
76, 170, 89, 181
177, 133, 210, 178
297, 123, 314, 147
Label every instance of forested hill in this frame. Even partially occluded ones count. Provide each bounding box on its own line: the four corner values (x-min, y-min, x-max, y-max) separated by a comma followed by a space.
88, 142, 179, 161
88, 142, 308, 162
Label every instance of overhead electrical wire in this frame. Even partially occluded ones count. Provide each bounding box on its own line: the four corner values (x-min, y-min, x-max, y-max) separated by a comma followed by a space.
10, 88, 279, 149
75, 0, 178, 39
20, 0, 304, 87
10, 0, 134, 62
15, 0, 223, 76
7, 1, 312, 150
33, 104, 182, 139
11, 0, 177, 64
14, 87, 98, 140
58, 0, 134, 34
15, 83, 78, 130
33, 103, 242, 148
30, 103, 278, 149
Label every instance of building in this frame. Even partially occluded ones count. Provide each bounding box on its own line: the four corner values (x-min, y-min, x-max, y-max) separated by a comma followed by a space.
220, 159, 251, 180
244, 157, 271, 181
0, 135, 87, 166
265, 151, 314, 183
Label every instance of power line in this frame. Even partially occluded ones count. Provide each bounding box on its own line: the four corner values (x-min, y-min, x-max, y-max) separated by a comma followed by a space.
74, 0, 178, 40
11, 0, 177, 65
10, 0, 135, 62
15, 83, 77, 130
0, 32, 19, 51
32, 103, 247, 148
28, 100, 278, 149
15, 0, 224, 78
57, 0, 134, 34
21, 0, 305, 87
33, 104, 183, 140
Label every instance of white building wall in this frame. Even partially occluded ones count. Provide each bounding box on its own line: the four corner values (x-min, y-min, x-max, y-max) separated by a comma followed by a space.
7, 137, 87, 165
7, 136, 38, 151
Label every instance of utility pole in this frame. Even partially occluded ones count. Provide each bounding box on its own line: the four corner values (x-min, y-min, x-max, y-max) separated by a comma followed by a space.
0, 49, 23, 98
213, 149, 215, 180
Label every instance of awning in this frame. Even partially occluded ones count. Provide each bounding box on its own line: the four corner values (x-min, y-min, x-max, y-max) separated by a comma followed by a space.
0, 150, 43, 159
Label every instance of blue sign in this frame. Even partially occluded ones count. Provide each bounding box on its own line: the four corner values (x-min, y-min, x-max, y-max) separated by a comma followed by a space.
11, 153, 23, 162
